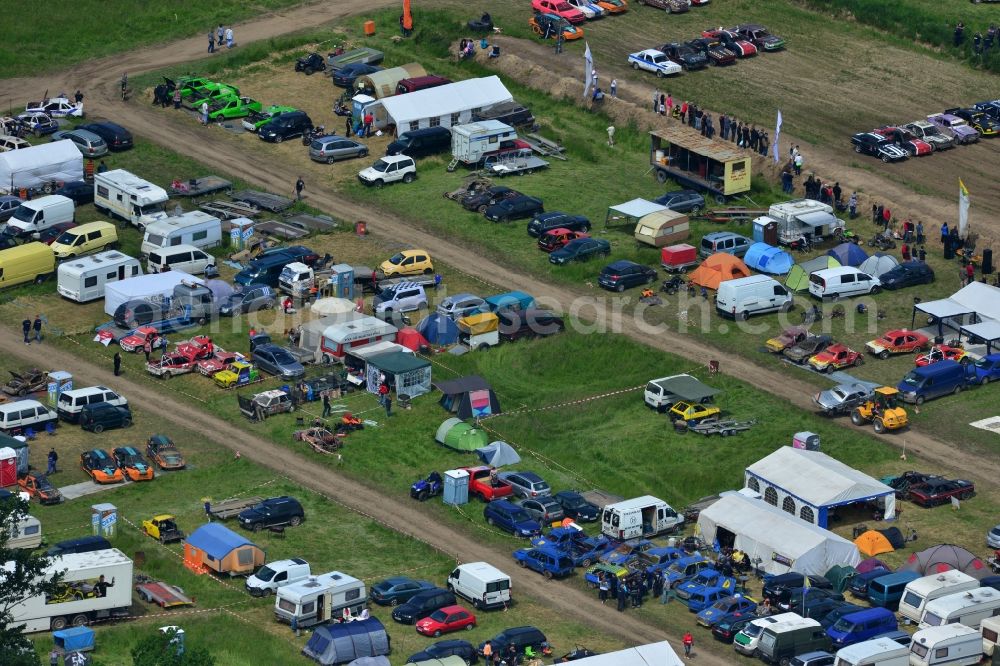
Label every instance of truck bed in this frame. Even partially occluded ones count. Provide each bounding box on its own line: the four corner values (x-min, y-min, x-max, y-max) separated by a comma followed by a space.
136, 580, 194, 608
208, 496, 262, 519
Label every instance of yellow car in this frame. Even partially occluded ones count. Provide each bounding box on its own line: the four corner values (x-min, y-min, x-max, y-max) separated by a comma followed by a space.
49, 221, 118, 259
379, 249, 433, 277
213, 360, 259, 388
668, 401, 721, 423
142, 514, 185, 543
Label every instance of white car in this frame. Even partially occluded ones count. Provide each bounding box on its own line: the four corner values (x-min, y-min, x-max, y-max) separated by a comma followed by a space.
565, 0, 606, 18
903, 120, 955, 150
627, 49, 682, 77
24, 97, 83, 118
0, 135, 31, 152
357, 155, 416, 187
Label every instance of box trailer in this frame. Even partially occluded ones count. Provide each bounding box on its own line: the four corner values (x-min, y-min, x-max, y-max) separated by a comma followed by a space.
601, 495, 683, 540
8, 548, 133, 632
318, 315, 397, 363
57, 250, 142, 303
93, 169, 169, 230
274, 571, 366, 628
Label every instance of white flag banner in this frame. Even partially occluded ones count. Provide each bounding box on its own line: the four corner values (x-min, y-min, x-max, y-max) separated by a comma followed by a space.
958, 179, 970, 238
584, 42, 594, 98
773, 110, 783, 163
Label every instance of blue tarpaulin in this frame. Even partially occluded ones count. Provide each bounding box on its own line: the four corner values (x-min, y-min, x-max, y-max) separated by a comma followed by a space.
826, 242, 869, 267
743, 243, 794, 275
54, 626, 95, 653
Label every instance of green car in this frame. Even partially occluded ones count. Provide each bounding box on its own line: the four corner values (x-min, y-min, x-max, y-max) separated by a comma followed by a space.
168, 76, 214, 100
208, 96, 262, 120
187, 83, 240, 108
241, 105, 298, 132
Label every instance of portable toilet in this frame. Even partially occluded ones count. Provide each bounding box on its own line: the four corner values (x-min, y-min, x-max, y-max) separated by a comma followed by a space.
753, 217, 779, 245
47, 371, 73, 406
9, 436, 29, 475
352, 94, 376, 123
0, 447, 16, 487
444, 469, 470, 506
331, 264, 355, 299
229, 217, 254, 250
91, 502, 118, 538
793, 431, 820, 451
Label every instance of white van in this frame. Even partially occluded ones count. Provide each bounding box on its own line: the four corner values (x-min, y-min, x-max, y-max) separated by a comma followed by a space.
909, 623, 982, 666
56, 386, 128, 423
8, 514, 42, 550
919, 587, 1000, 629
447, 562, 511, 610
0, 399, 58, 435
245, 558, 311, 597
146, 244, 215, 276
716, 274, 793, 320
834, 637, 909, 666
93, 169, 169, 230
981, 615, 1000, 657
900, 571, 980, 624
600, 495, 683, 540
734, 612, 804, 656
57, 251, 142, 303
5, 195, 74, 235
140, 211, 222, 257
808, 267, 880, 300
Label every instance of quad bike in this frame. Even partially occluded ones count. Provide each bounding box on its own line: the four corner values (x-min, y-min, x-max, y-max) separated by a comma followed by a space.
834, 228, 860, 244
660, 275, 686, 295
410, 471, 443, 501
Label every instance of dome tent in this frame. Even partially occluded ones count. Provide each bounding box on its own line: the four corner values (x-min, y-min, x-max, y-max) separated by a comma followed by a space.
854, 530, 895, 557
688, 253, 752, 290
396, 327, 430, 352
827, 242, 869, 267
858, 253, 899, 279
435, 418, 490, 452
475, 441, 521, 467
311, 297, 358, 317
824, 564, 858, 592
743, 243, 794, 275
786, 255, 841, 292
416, 313, 459, 345
900, 544, 990, 579
857, 557, 891, 574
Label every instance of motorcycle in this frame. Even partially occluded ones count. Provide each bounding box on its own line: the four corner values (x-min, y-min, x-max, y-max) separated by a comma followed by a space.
410, 471, 443, 501
301, 125, 329, 146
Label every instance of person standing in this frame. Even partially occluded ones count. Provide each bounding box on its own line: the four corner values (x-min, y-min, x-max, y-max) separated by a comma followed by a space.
47, 448, 58, 475
652, 90, 659, 113
217, 24, 225, 48
916, 220, 925, 244
225, 26, 234, 48
941, 221, 949, 244
849, 192, 858, 218
208, 30, 215, 53
555, 30, 564, 54
606, 125, 615, 147
609, 78, 617, 98
666, 92, 673, 116
201, 101, 209, 125
322, 390, 332, 418
616, 579, 627, 612
32, 315, 42, 343
793, 152, 803, 175
719, 113, 727, 140
966, 262, 975, 285
591, 68, 598, 89
143, 339, 152, 362
599, 574, 610, 603
882, 206, 891, 231
74, 90, 84, 105
22, 318, 31, 345
295, 177, 305, 200
832, 182, 842, 206
482, 642, 493, 665
113, 351, 122, 376
955, 22, 965, 47
682, 631, 693, 658
680, 100, 688, 123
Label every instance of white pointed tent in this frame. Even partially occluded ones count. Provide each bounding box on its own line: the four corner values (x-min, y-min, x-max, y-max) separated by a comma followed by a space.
743, 446, 896, 527
0, 140, 82, 192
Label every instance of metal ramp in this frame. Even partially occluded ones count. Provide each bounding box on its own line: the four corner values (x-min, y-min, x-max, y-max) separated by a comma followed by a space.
522, 133, 568, 161
230, 189, 294, 213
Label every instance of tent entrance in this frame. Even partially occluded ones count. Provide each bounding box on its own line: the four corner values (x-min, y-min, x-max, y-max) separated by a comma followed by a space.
716, 526, 736, 550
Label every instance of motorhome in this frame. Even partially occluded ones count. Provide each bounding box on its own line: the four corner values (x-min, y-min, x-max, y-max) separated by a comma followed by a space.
919, 587, 1000, 629
93, 169, 169, 230
899, 571, 980, 624
140, 211, 222, 256
832, 636, 909, 666
451, 120, 519, 167
909, 624, 982, 666
600, 495, 683, 540
8, 514, 42, 549
754, 199, 845, 246
274, 571, 367, 628
318, 315, 398, 363
57, 250, 142, 302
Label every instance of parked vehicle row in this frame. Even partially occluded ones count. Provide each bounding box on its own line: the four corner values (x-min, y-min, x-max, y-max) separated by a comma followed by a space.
627, 25, 783, 79
851, 102, 1000, 162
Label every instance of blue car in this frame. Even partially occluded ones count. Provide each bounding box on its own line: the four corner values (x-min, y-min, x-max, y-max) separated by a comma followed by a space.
483, 500, 541, 537
370, 577, 436, 606
530, 528, 615, 567
636, 546, 684, 575
599, 540, 653, 567
663, 554, 711, 589
676, 569, 735, 601
688, 586, 734, 613
696, 595, 757, 627
972, 354, 1000, 385
512, 545, 575, 579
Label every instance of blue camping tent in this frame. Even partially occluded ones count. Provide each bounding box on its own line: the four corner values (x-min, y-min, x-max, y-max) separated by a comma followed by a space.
743, 243, 794, 275
302, 617, 390, 665
416, 313, 459, 345
827, 242, 869, 267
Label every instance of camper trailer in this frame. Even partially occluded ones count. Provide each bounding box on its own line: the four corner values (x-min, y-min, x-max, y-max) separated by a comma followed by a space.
450, 120, 519, 166
981, 615, 1000, 657
601, 495, 683, 540
634, 209, 690, 248
318, 315, 398, 363
8, 514, 42, 549
57, 251, 142, 302
274, 571, 367, 628
93, 169, 169, 230
899, 571, 980, 624
909, 624, 982, 666
919, 587, 1000, 630
140, 211, 222, 256
755, 199, 845, 246
833, 636, 909, 666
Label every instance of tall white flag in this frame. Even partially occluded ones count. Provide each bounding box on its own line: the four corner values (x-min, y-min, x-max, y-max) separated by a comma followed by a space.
958, 179, 970, 238
584, 42, 594, 99
773, 110, 783, 163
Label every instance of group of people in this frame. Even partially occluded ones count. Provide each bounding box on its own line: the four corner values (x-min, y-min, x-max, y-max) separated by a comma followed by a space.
208, 24, 235, 53
650, 91, 769, 154
955, 22, 999, 56
20, 315, 43, 345
802, 175, 843, 208
595, 568, 659, 612
481, 640, 547, 665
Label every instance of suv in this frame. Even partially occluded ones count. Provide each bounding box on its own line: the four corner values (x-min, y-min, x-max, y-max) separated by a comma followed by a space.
237, 496, 305, 531
407, 640, 478, 665
483, 500, 542, 537
437, 293, 486, 320
258, 111, 313, 143
79, 403, 133, 433
478, 626, 549, 660
527, 211, 589, 237
358, 155, 416, 187
390, 587, 457, 624
598, 260, 657, 292
485, 195, 544, 223
654, 189, 705, 214
309, 136, 368, 163
78, 121, 133, 151
373, 282, 428, 314
498, 471, 551, 498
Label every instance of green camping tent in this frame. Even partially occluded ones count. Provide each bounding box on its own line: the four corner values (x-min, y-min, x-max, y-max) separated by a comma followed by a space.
824, 564, 858, 593
435, 418, 489, 452
786, 255, 841, 292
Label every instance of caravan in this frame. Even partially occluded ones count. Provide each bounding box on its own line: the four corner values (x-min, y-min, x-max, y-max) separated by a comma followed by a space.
909, 624, 982, 666
755, 199, 845, 246
600, 496, 683, 540
982, 616, 1000, 657
93, 169, 169, 230
899, 571, 980, 623
274, 570, 366, 628
8, 514, 42, 550
57, 250, 142, 302
833, 637, 909, 666
140, 211, 222, 256
318, 315, 398, 363
919, 587, 1000, 629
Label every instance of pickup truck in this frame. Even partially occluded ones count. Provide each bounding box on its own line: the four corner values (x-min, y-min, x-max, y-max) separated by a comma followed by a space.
460, 466, 514, 502
531, 528, 616, 567
238, 390, 294, 421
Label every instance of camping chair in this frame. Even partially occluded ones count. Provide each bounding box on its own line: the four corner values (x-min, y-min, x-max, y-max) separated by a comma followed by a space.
489, 45, 500, 58
708, 360, 720, 374
23, 427, 36, 440
45, 422, 56, 436
268, 525, 285, 538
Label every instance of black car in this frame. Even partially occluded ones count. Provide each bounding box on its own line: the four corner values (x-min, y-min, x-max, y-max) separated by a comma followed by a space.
462, 186, 521, 213
711, 612, 758, 643
762, 573, 832, 604
258, 111, 313, 143
370, 577, 436, 606
332, 63, 382, 88
78, 121, 133, 151
659, 42, 709, 70
295, 52, 326, 75
549, 237, 611, 264
498, 308, 564, 342
848, 567, 892, 599
80, 403, 132, 433
526, 211, 591, 237
390, 587, 456, 624
0, 232, 19, 251
880, 261, 935, 289
54, 180, 94, 205
484, 195, 544, 223
237, 496, 305, 531
554, 647, 600, 662
407, 639, 479, 665
784, 334, 834, 364
597, 260, 657, 292
944, 107, 1000, 135
654, 189, 705, 214
687, 38, 736, 66
851, 132, 908, 162
472, 102, 536, 128
478, 626, 548, 659
552, 490, 599, 521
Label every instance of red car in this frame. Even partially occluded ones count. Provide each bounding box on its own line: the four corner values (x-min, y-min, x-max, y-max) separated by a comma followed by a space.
36, 222, 76, 245
415, 605, 477, 637
915, 345, 969, 367
908, 478, 974, 507
538, 228, 589, 252
808, 343, 863, 373
175, 336, 215, 360
865, 329, 929, 359
872, 127, 933, 156
460, 466, 514, 502
701, 29, 758, 57
198, 350, 242, 376
119, 326, 167, 353
532, 0, 586, 23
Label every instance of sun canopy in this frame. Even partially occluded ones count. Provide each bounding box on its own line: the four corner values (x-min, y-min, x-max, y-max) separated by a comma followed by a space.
688, 253, 752, 290
961, 320, 1000, 353
434, 375, 501, 419
744, 446, 896, 527
476, 441, 521, 467
608, 198, 667, 221
858, 253, 899, 279
854, 530, 895, 558
0, 140, 82, 191
786, 256, 841, 291
435, 418, 490, 452
901, 544, 990, 579
916, 282, 1000, 338
826, 242, 869, 267
416, 313, 459, 345
650, 374, 720, 402
698, 493, 861, 576
743, 242, 794, 275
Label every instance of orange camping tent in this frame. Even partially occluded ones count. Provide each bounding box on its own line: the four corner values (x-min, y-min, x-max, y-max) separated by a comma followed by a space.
854, 530, 895, 558
688, 253, 752, 290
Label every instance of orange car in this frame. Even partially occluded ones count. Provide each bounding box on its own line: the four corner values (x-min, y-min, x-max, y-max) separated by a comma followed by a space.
595, 0, 628, 13
80, 449, 124, 484
18, 472, 63, 504
529, 13, 585, 40
112, 446, 155, 481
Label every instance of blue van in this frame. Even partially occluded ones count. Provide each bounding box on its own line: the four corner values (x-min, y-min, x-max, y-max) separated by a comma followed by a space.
826, 607, 897, 648
896, 359, 975, 404
867, 571, 920, 610
480, 291, 535, 315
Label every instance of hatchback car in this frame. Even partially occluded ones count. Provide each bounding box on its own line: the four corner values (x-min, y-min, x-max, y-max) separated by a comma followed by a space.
309, 135, 368, 163
80, 403, 132, 433
517, 496, 565, 523
258, 111, 313, 143
879, 261, 935, 289
549, 237, 611, 264
53, 180, 94, 205
552, 490, 599, 521
111, 446, 155, 482
79, 121, 133, 151
219, 284, 275, 316
485, 195, 545, 223
813, 382, 872, 416
513, 546, 575, 579
498, 471, 551, 498
437, 293, 486, 320
483, 500, 542, 537
0, 196, 22, 222
598, 260, 657, 292
237, 496, 305, 531
380, 249, 433, 277
391, 587, 457, 624
654, 189, 706, 214
332, 63, 382, 87
406, 639, 478, 665
146, 434, 186, 470
251, 344, 305, 379
526, 211, 590, 237
537, 228, 589, 252
415, 604, 477, 636
478, 626, 549, 660
371, 577, 436, 606
988, 524, 1000, 549
51, 128, 107, 157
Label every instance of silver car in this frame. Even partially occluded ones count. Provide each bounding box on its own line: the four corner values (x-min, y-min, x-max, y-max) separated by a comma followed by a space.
51, 128, 108, 157
812, 382, 872, 416
0, 195, 21, 222
219, 285, 276, 316
436, 293, 485, 320
251, 344, 305, 379
517, 497, 565, 523
989, 524, 1000, 549
309, 135, 368, 164
499, 471, 551, 499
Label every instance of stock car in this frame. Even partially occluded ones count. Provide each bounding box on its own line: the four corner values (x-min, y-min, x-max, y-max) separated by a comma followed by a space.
208, 96, 262, 121
16, 111, 59, 136
627, 49, 682, 77
595, 0, 628, 14
659, 42, 709, 70
112, 446, 155, 482
926, 113, 980, 145
241, 105, 298, 132
565, 0, 607, 18
873, 127, 933, 156
865, 329, 929, 359
702, 29, 757, 57
808, 344, 864, 373
529, 12, 585, 40
80, 449, 125, 484
850, 132, 908, 163
687, 37, 736, 66
908, 478, 975, 507
732, 24, 785, 51
915, 345, 970, 367
972, 100, 1000, 120
944, 107, 1000, 136
903, 120, 955, 150
532, 0, 587, 23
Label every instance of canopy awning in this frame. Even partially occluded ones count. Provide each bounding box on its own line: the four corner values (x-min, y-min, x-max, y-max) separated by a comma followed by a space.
961, 320, 1000, 353
654, 375, 720, 402
606, 198, 667, 227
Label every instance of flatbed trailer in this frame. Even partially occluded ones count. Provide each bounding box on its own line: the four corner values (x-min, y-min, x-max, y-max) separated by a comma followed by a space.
231, 190, 294, 213
687, 418, 756, 437
375, 274, 439, 290
485, 150, 550, 177
207, 496, 262, 520
170, 176, 233, 198
135, 579, 194, 608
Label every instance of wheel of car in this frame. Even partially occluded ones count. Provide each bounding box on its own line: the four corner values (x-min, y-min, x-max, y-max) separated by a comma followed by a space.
825, 365, 835, 374
374, 179, 384, 188
478, 343, 490, 351
656, 69, 665, 78
389, 597, 399, 606
486, 517, 495, 526
632, 62, 640, 70
162, 371, 172, 380
954, 385, 962, 395
402, 173, 415, 184
543, 570, 554, 579
873, 418, 885, 434
122, 418, 132, 428
656, 170, 668, 184
322, 353, 332, 364
869, 285, 881, 295
433, 629, 442, 637
289, 516, 302, 527
982, 376, 991, 385
879, 350, 890, 360
92, 424, 104, 434
51, 616, 68, 631
615, 283, 625, 293
274, 135, 283, 143
466, 623, 475, 631
304, 67, 314, 75
854, 357, 863, 367
739, 310, 749, 321
423, 267, 433, 275
780, 301, 793, 313
779, 658, 791, 666
881, 154, 891, 163
916, 395, 926, 405
253, 523, 263, 532
417, 301, 427, 310
960, 490, 973, 500
327, 156, 337, 164
518, 559, 527, 568
472, 598, 482, 609
689, 205, 701, 216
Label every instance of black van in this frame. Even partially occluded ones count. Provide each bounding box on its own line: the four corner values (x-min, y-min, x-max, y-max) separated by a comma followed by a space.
391, 587, 456, 624
258, 111, 313, 143
47, 535, 112, 557
386, 126, 452, 158
80, 403, 132, 433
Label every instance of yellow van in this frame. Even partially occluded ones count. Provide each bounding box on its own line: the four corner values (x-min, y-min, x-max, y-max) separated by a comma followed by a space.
0, 242, 56, 288
50, 221, 118, 260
